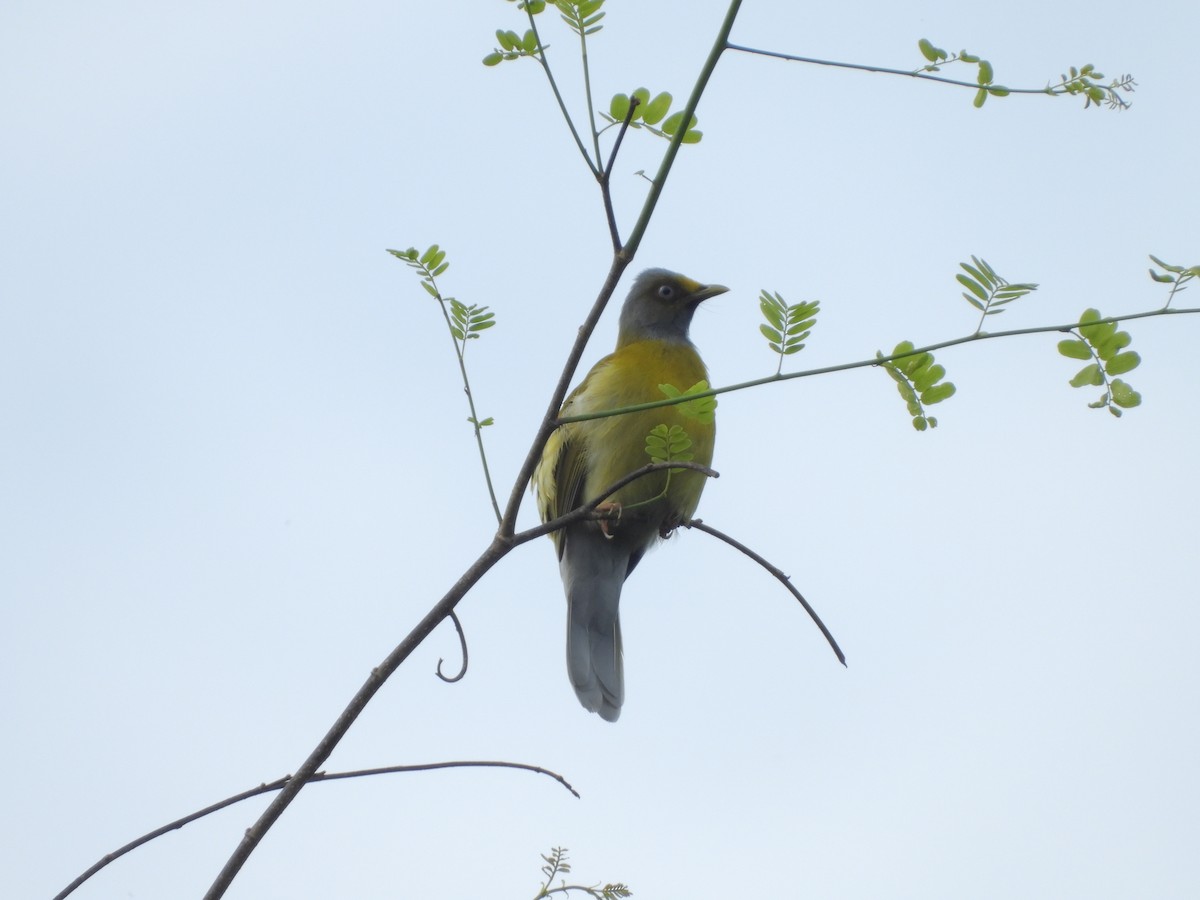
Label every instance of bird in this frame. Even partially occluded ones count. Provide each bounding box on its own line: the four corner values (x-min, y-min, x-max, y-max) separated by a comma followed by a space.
532, 268, 727, 721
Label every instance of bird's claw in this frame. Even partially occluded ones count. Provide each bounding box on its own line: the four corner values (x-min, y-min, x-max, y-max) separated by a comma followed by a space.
596, 501, 622, 539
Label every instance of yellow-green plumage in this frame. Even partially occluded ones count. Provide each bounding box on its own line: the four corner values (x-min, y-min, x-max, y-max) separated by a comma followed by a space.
532, 269, 726, 722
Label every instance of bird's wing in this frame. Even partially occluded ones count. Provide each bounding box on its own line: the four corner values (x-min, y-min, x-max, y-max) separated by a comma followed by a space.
533, 368, 605, 558
533, 424, 589, 559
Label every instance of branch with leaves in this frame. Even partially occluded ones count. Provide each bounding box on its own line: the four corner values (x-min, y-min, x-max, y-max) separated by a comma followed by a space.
57, 763, 579, 899
388, 245, 501, 522
164, 3, 1193, 898
534, 847, 632, 900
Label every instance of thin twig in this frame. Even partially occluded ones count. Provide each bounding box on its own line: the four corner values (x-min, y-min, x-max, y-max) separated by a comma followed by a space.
687, 519, 846, 666
525, 9, 599, 176
57, 761, 578, 899
601, 96, 641, 252
727, 43, 1049, 95
432, 283, 503, 524
435, 609, 469, 683
623, 0, 744, 259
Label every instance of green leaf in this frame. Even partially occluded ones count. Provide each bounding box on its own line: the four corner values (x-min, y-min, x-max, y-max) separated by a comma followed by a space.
960, 262, 991, 288
482, 52, 504, 67
918, 38, 945, 62
1105, 351, 1140, 376
1148, 268, 1176, 283
1069, 363, 1102, 387
956, 273, 988, 301
661, 110, 697, 136
1110, 379, 1142, 408
631, 87, 651, 118
759, 301, 784, 329
760, 324, 782, 343
913, 363, 946, 392
899, 352, 932, 375
642, 91, 672, 125
1148, 254, 1183, 273
973, 88, 987, 108
1057, 339, 1092, 360
921, 382, 956, 404
977, 60, 994, 85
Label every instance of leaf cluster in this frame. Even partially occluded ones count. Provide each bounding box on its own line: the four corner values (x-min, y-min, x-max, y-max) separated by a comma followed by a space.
555, 0, 605, 37
604, 88, 702, 143
645, 423, 695, 464
535, 847, 632, 900
1057, 309, 1141, 416
388, 244, 449, 288
917, 38, 1133, 110
1054, 64, 1135, 110
916, 39, 1009, 107
1148, 253, 1198, 308
760, 291, 819, 373
957, 256, 1037, 328
449, 299, 495, 342
658, 380, 716, 424
483, 27, 541, 66
877, 342, 956, 431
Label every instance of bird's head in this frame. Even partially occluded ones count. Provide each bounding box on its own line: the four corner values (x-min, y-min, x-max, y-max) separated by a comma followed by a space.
616, 268, 728, 348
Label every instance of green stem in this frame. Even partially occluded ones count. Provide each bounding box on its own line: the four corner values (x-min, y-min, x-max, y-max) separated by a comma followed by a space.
428, 282, 502, 524
575, 15, 604, 170
526, 8, 599, 175
622, 0, 743, 259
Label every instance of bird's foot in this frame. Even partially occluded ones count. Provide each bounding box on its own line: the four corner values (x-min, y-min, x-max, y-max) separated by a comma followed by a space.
659, 513, 682, 539
596, 501, 622, 539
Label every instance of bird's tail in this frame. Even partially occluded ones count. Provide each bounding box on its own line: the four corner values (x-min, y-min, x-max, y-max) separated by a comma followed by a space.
560, 533, 628, 722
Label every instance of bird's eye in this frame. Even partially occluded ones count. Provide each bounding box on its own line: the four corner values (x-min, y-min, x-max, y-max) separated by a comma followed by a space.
656, 284, 675, 299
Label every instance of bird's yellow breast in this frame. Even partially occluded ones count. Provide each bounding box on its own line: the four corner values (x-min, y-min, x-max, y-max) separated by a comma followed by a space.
560, 339, 715, 517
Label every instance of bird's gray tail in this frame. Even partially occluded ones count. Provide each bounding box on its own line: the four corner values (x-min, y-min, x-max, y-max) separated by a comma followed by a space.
560, 532, 628, 722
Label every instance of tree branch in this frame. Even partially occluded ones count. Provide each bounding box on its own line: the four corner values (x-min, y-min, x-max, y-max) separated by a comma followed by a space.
59, 761, 577, 899
201, 539, 510, 898
556, 306, 1200, 422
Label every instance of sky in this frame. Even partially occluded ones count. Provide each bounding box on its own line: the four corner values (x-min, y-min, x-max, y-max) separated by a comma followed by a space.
3, 1, 1198, 898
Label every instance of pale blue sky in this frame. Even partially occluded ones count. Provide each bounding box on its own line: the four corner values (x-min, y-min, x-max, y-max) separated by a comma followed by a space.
3, 1, 1198, 898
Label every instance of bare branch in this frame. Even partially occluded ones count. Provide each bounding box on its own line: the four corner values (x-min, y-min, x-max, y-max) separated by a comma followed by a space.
58, 761, 577, 899
686, 519, 846, 667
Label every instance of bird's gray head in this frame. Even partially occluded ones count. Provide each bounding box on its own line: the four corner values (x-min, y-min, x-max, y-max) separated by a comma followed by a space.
616, 268, 729, 347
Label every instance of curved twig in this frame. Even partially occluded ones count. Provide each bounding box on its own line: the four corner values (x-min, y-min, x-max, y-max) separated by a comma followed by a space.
435, 610, 469, 683
56, 760, 578, 899
686, 518, 846, 667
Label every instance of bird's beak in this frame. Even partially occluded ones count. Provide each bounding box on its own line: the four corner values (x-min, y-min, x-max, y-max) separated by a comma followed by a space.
691, 283, 729, 303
